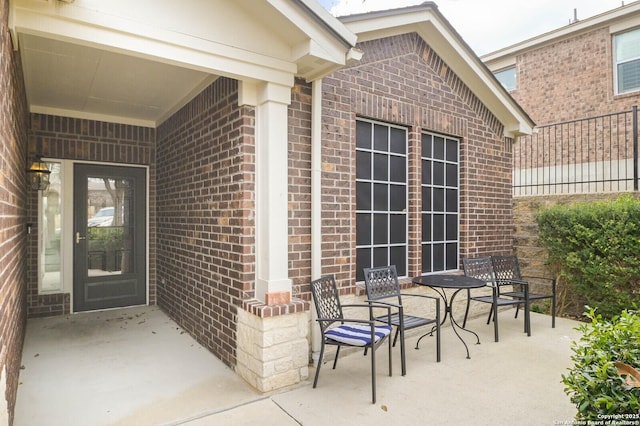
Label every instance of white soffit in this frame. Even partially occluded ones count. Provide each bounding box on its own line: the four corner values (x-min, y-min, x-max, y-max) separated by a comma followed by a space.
9, 0, 357, 126
20, 33, 217, 127
341, 4, 534, 137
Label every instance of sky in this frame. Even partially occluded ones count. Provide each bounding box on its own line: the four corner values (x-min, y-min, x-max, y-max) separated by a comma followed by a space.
316, 0, 634, 56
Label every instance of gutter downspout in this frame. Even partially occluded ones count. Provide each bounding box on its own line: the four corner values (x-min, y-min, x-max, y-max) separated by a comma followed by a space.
310, 78, 323, 366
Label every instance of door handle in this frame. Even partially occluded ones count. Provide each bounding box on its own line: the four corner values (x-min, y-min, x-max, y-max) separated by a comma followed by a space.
76, 232, 86, 244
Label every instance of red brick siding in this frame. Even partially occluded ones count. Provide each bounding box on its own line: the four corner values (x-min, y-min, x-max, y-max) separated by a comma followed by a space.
0, 0, 29, 422
288, 80, 313, 299
315, 33, 513, 291
506, 26, 640, 176
513, 27, 640, 125
156, 78, 256, 368
27, 114, 156, 317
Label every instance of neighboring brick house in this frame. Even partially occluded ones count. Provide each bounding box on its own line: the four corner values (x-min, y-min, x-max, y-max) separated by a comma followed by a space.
483, 1, 640, 195
0, 1, 532, 422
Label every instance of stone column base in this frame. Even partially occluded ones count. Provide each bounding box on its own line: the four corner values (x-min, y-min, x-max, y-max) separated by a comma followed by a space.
236, 299, 310, 392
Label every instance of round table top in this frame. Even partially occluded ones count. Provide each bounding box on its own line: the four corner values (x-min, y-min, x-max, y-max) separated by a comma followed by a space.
412, 274, 485, 290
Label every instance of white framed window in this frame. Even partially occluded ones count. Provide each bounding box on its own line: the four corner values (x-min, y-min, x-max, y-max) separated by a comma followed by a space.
421, 133, 459, 273
494, 67, 516, 92
614, 28, 640, 95
355, 119, 408, 281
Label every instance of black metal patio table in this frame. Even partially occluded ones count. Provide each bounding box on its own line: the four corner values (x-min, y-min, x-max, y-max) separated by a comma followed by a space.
412, 274, 485, 359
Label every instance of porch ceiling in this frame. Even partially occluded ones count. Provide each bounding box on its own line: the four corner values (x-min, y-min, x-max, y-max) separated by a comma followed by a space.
9, 0, 356, 128
18, 33, 217, 127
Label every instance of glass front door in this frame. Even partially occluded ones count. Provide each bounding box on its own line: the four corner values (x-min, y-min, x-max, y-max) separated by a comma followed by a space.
73, 164, 147, 312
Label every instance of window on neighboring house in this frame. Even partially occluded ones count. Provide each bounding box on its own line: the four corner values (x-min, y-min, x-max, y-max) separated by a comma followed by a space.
356, 119, 407, 282
421, 133, 459, 273
614, 28, 640, 94
494, 67, 516, 91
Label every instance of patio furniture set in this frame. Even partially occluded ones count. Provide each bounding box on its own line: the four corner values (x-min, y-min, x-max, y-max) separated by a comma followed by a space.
310, 255, 557, 403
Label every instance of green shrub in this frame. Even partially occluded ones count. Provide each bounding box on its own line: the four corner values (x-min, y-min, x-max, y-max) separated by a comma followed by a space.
562, 307, 640, 419
537, 195, 640, 319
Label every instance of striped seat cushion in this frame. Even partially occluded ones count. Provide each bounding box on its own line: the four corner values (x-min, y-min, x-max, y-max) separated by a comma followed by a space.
325, 324, 392, 346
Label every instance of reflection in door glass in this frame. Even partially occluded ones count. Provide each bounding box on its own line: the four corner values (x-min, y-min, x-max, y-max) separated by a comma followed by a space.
87, 177, 134, 276
40, 162, 62, 292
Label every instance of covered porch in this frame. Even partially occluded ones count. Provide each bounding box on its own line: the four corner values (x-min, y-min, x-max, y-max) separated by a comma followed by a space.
15, 305, 581, 425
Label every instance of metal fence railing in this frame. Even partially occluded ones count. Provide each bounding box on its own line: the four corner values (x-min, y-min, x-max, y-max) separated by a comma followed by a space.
513, 106, 639, 196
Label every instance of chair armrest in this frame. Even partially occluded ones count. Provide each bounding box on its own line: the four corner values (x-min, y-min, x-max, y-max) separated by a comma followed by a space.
317, 318, 374, 326
502, 278, 529, 286
341, 303, 393, 324
400, 293, 440, 303
362, 299, 401, 309
520, 275, 556, 287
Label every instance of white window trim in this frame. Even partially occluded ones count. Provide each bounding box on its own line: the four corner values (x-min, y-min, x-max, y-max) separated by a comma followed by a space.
613, 27, 640, 96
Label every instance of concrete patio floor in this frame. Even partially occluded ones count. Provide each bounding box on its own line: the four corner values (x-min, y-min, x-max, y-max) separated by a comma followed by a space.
15, 305, 583, 425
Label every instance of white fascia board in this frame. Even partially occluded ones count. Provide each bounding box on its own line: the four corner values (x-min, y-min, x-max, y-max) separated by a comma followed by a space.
419, 18, 533, 137
11, 1, 297, 87
293, 0, 357, 46
267, 0, 357, 67
30, 105, 156, 128
343, 7, 533, 137
482, 1, 640, 63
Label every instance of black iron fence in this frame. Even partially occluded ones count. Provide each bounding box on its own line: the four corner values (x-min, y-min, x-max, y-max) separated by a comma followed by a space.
513, 106, 639, 196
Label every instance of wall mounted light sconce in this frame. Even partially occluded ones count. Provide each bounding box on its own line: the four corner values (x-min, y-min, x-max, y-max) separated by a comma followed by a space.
27, 156, 51, 191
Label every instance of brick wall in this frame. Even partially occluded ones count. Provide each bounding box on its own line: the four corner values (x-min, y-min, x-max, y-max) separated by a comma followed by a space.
156, 78, 256, 368
288, 80, 313, 298
511, 27, 640, 126
0, 0, 29, 422
504, 25, 640, 193
27, 115, 156, 317
313, 32, 513, 293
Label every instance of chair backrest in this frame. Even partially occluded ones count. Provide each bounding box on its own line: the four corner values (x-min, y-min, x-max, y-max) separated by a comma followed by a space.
462, 257, 496, 286
491, 255, 522, 284
363, 265, 402, 303
310, 275, 344, 333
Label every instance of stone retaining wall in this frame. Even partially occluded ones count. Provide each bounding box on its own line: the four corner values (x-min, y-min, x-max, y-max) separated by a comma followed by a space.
513, 192, 640, 299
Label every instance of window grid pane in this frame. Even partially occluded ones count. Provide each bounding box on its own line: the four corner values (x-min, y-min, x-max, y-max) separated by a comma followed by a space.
421, 133, 460, 274
356, 119, 408, 279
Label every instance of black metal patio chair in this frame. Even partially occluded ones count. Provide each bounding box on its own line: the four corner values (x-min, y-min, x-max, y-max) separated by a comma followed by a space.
462, 257, 530, 342
310, 274, 393, 404
491, 255, 556, 328
363, 265, 441, 376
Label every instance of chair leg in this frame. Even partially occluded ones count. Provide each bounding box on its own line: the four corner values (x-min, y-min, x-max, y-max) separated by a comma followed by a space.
370, 342, 377, 404
399, 326, 406, 376
525, 297, 531, 336
313, 342, 326, 388
332, 346, 341, 370
388, 333, 393, 377
493, 303, 499, 342
435, 322, 441, 362
551, 295, 556, 328
392, 327, 400, 347
514, 304, 520, 319
486, 308, 493, 325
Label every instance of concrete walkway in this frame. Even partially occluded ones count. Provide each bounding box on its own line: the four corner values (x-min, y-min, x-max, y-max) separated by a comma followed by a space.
15, 305, 582, 425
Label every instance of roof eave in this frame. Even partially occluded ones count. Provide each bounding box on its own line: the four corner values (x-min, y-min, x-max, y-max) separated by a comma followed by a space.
482, 1, 640, 63
340, 2, 535, 137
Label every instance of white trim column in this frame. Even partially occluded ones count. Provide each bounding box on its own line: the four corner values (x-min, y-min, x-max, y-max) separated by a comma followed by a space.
244, 81, 293, 304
